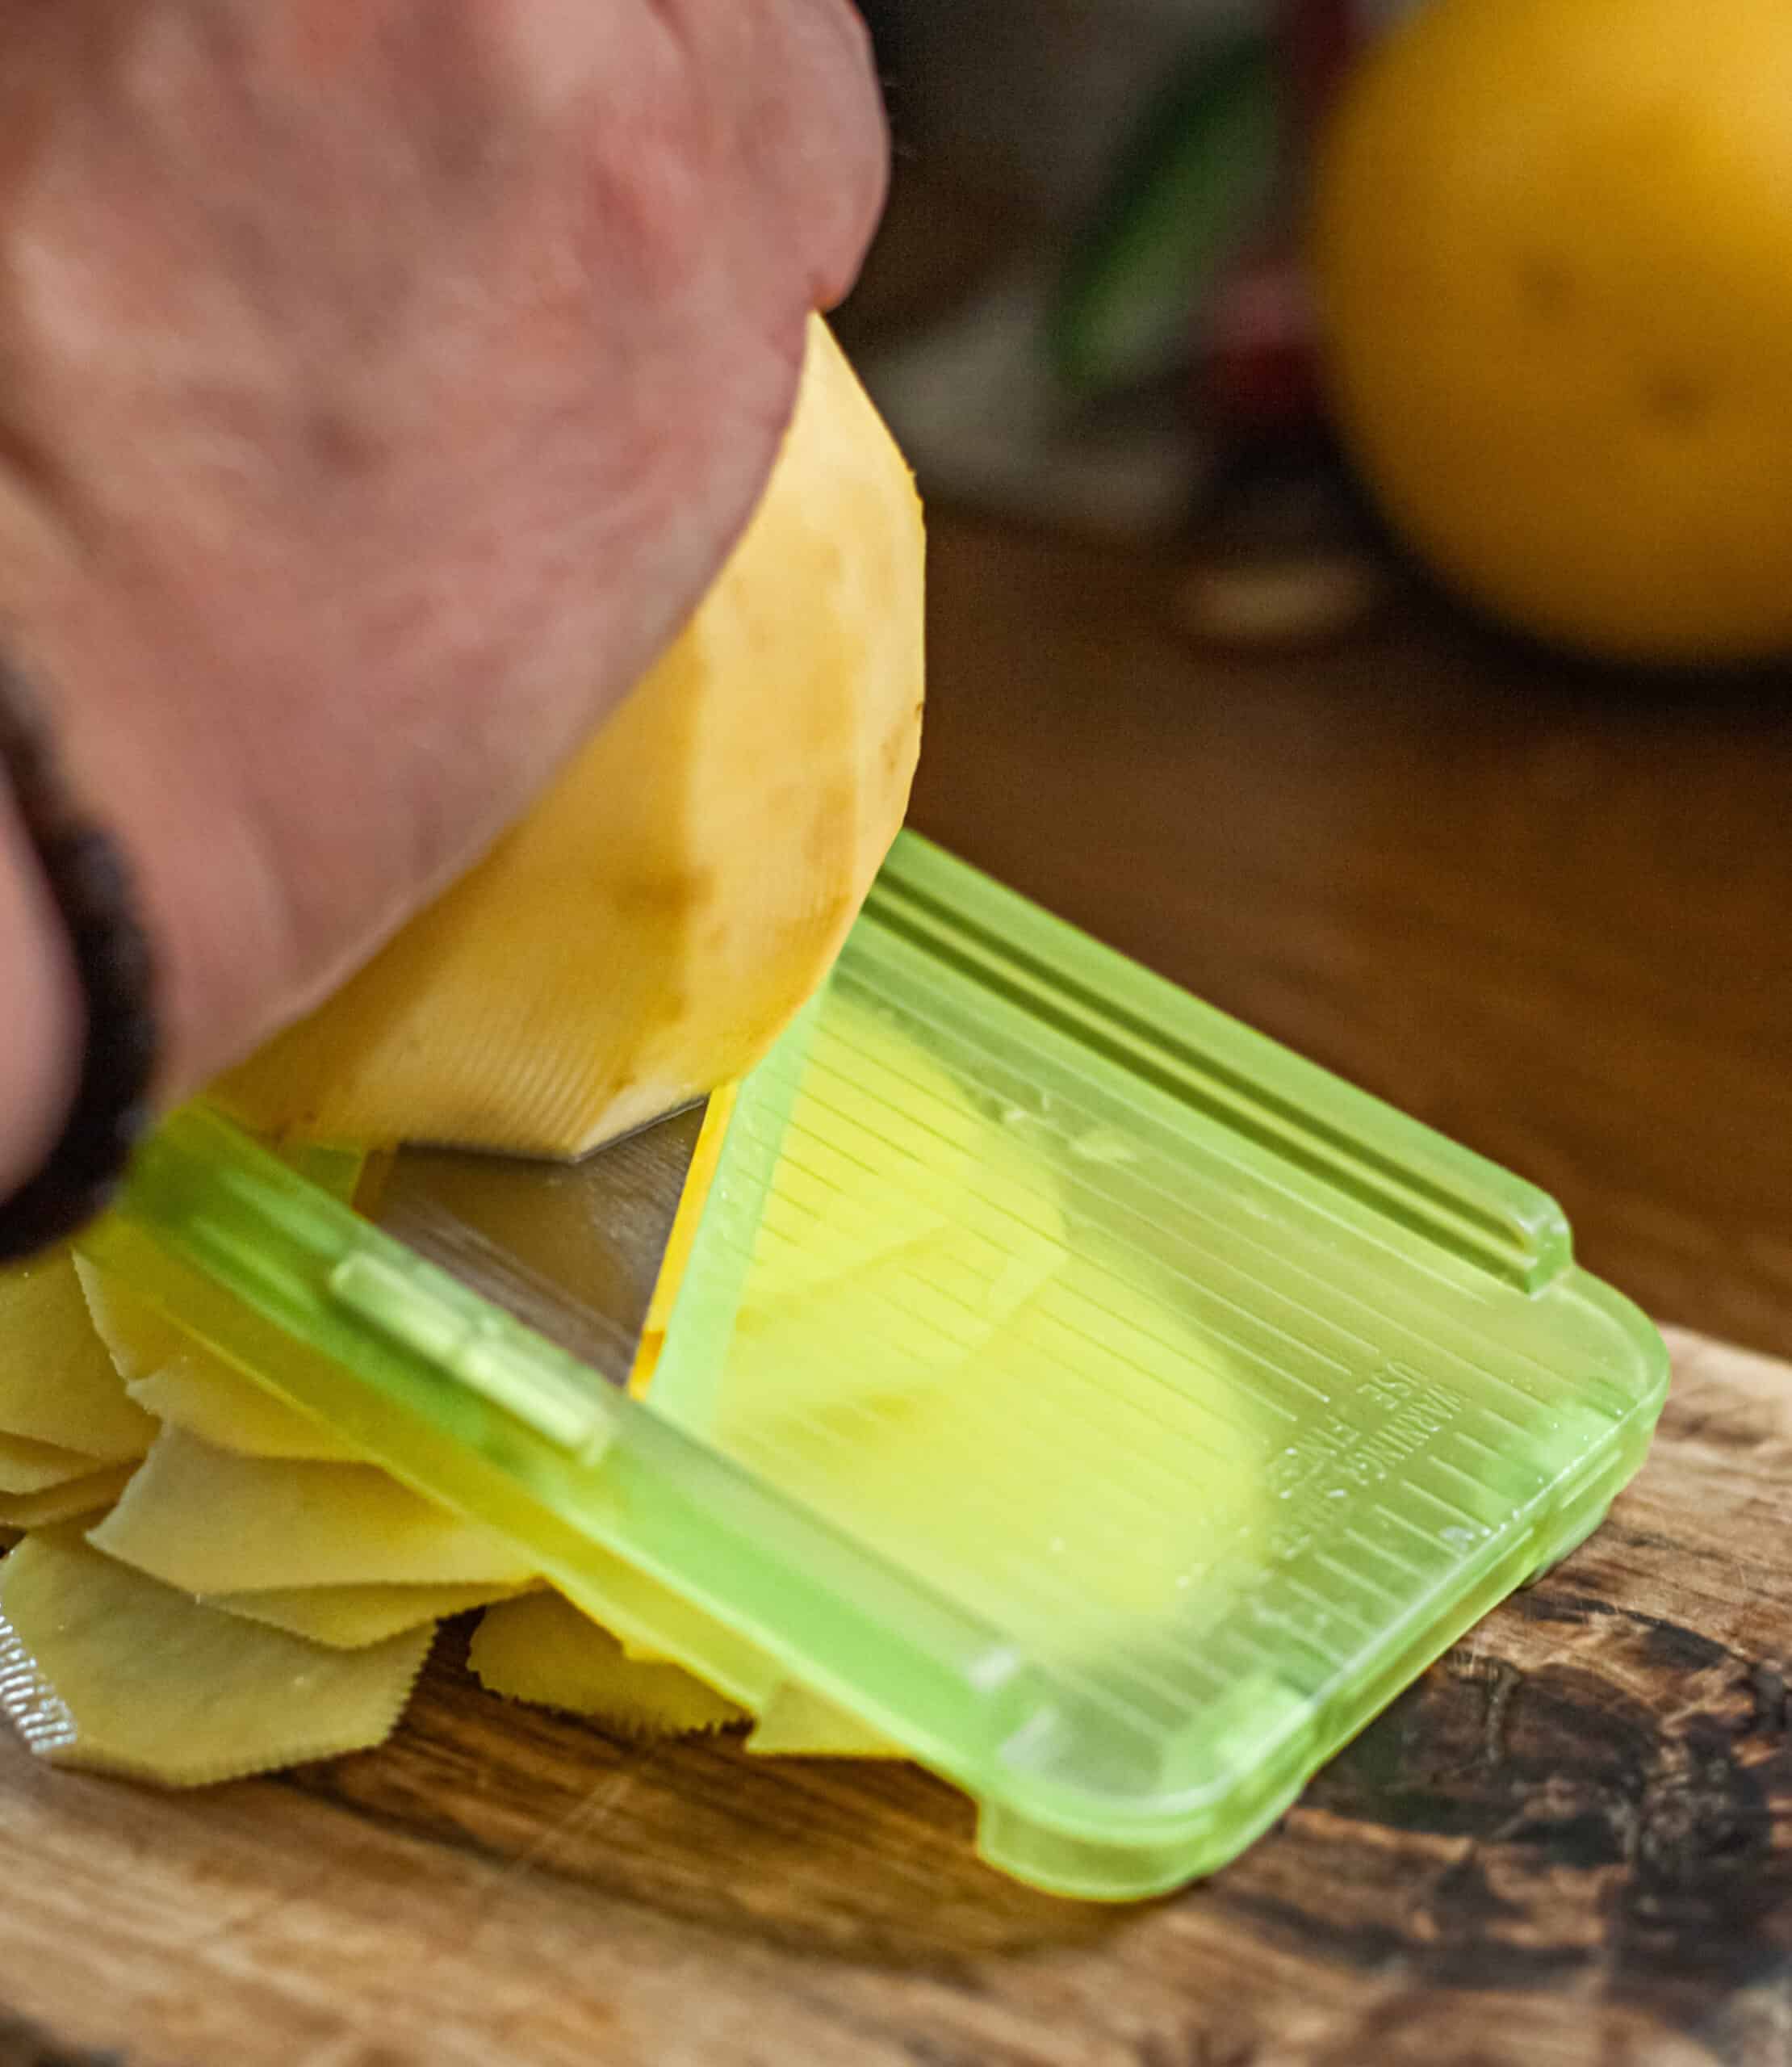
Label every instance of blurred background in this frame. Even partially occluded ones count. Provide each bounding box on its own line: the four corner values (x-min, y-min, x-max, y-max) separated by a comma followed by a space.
831, 0, 1792, 1358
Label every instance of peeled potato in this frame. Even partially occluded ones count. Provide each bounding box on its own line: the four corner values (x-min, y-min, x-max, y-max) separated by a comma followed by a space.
88, 1428, 537, 1594
468, 1591, 745, 1738
0, 1253, 157, 1461
213, 1580, 529, 1650
0, 1527, 429, 1784
216, 318, 924, 1157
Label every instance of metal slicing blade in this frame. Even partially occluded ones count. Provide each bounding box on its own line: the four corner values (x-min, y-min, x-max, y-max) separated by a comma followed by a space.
366, 1101, 706, 1386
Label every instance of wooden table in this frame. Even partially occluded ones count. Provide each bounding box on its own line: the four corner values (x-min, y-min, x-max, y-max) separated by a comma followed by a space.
2, 519, 1789, 2065
0, 1325, 1783, 2067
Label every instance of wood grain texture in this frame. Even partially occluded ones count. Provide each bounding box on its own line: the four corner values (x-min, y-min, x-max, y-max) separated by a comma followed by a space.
910, 514, 1792, 1363
0, 1326, 1784, 2067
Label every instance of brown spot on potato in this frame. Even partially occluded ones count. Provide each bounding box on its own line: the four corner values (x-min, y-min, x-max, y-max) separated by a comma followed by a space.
1643, 370, 1710, 428
611, 869, 718, 916
1519, 256, 1573, 318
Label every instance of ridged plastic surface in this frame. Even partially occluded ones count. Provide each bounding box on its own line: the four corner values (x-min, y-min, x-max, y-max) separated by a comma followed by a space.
86, 834, 1668, 1901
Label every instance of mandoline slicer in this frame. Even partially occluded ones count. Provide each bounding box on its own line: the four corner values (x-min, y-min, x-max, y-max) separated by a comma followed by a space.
80, 832, 1668, 1901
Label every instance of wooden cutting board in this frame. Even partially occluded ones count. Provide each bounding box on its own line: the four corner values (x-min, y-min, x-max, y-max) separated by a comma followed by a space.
0, 1324, 1786, 2067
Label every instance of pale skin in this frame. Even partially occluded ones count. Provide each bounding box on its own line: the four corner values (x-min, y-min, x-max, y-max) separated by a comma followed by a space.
0, 0, 887, 1219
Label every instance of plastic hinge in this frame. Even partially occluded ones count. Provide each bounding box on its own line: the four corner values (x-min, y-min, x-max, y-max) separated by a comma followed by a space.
329, 1251, 605, 1455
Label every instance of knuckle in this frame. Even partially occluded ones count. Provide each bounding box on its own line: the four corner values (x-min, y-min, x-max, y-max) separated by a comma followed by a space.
718, 0, 890, 308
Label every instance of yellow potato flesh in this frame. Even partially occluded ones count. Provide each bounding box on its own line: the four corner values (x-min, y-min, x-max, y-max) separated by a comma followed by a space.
0, 1466, 137, 1530
212, 1581, 530, 1650
718, 1248, 1267, 1644
78, 1243, 365, 1462
0, 1253, 157, 1461
468, 1591, 745, 1738
0, 1527, 429, 1784
129, 1351, 363, 1464
0, 1433, 107, 1498
744, 1683, 902, 1760
215, 318, 924, 1157
656, 1004, 1065, 1433
71, 1256, 186, 1386
628, 1085, 739, 1398
88, 1428, 538, 1594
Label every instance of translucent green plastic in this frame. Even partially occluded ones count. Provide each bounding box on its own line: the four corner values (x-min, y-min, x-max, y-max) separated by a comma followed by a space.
83, 834, 1667, 1901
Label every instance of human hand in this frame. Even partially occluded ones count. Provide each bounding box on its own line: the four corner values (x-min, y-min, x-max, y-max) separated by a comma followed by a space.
0, 0, 886, 1247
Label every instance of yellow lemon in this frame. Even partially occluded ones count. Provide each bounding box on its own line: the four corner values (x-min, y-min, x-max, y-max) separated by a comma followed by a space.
1314, 0, 1792, 664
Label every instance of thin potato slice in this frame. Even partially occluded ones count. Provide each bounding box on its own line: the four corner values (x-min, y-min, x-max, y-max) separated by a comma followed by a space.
130, 1351, 364, 1464
70, 1256, 186, 1386
71, 1150, 365, 1396
0, 1252, 157, 1461
721, 1222, 1053, 1432
469, 1591, 745, 1737
693, 1004, 1065, 1436
721, 1249, 1267, 1639
215, 1580, 531, 1650
0, 1432, 109, 1498
89, 1428, 537, 1593
744, 1683, 903, 1759
0, 1465, 138, 1530
0, 1527, 429, 1784
628, 1086, 739, 1398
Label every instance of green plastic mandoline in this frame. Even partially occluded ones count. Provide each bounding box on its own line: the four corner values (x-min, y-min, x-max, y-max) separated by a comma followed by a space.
82, 832, 1668, 1901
